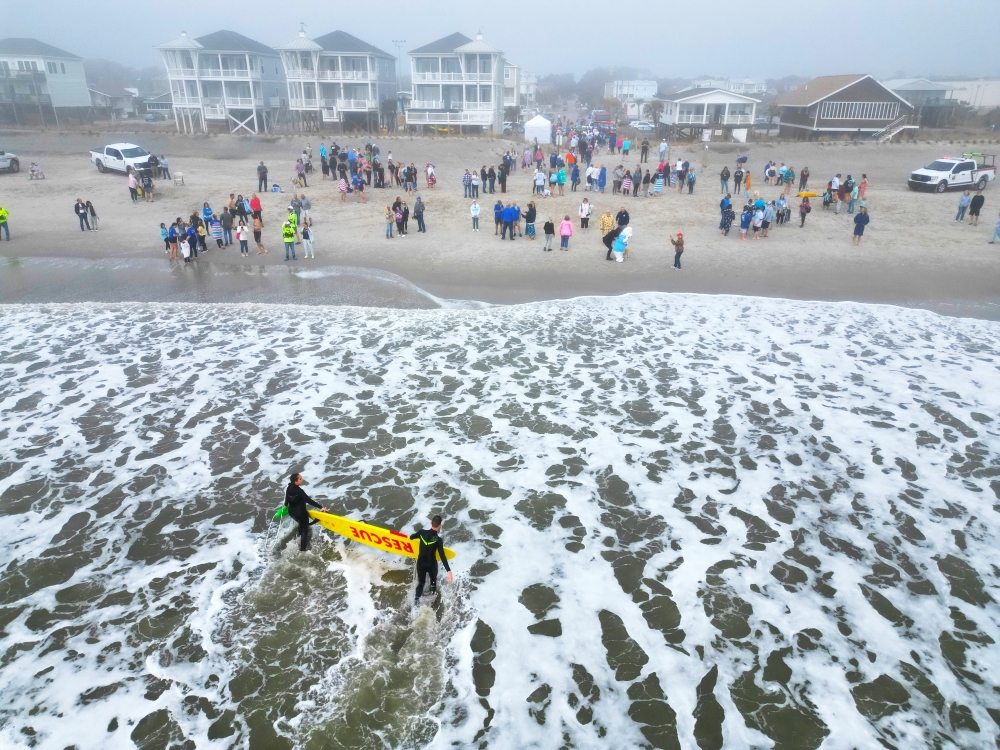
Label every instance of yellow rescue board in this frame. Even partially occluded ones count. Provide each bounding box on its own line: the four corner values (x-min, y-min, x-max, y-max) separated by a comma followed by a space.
308, 510, 456, 561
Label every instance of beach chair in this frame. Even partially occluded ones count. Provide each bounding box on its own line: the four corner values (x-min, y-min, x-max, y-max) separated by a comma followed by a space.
173, 172, 184, 186
28, 163, 44, 179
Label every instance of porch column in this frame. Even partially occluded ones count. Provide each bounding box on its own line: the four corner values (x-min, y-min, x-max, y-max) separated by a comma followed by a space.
724, 102, 730, 125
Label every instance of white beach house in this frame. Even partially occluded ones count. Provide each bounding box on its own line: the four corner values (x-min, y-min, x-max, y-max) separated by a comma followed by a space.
406, 32, 505, 133
275, 28, 396, 131
659, 88, 759, 138
0, 38, 90, 126
156, 30, 286, 134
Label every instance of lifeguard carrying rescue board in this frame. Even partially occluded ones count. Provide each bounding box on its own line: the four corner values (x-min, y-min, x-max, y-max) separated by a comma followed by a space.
305, 509, 457, 561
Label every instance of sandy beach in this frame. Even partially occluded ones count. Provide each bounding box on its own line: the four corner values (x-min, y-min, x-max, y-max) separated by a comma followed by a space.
1, 130, 998, 318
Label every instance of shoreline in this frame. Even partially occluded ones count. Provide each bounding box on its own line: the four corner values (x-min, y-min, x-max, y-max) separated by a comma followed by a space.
4, 255, 999, 322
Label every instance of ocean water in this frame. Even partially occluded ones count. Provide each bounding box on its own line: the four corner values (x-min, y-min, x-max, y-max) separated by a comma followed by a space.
0, 294, 998, 750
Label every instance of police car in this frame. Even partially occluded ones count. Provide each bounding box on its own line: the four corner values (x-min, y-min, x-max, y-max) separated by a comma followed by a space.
907, 153, 996, 193
0, 149, 19, 173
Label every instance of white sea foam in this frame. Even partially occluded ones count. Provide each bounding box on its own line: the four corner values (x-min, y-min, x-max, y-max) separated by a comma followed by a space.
0, 294, 998, 749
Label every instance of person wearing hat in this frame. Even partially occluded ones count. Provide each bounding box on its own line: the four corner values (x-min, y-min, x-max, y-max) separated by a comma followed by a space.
670, 233, 684, 269
414, 196, 426, 232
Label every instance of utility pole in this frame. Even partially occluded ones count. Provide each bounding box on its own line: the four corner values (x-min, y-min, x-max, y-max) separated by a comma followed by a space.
392, 40, 406, 133
392, 39, 406, 85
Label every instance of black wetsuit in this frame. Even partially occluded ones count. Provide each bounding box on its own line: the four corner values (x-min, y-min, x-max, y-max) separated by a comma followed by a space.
409, 527, 450, 601
285, 483, 322, 551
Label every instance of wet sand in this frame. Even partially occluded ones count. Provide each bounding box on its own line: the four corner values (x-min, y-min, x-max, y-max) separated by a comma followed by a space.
1, 130, 998, 318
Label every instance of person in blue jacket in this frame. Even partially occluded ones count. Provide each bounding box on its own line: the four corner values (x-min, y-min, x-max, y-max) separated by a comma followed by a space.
494, 199, 504, 235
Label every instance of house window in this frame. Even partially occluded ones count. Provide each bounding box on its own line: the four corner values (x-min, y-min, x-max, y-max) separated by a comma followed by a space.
820, 101, 899, 120
504, 68, 510, 80
61, 63, 66, 74
46, 61, 57, 74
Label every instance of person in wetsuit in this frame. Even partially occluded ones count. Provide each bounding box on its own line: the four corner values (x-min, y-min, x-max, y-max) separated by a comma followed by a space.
285, 472, 325, 552
410, 515, 453, 602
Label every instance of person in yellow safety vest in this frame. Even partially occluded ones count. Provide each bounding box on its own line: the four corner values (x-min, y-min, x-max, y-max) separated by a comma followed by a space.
286, 206, 299, 243
282, 219, 297, 261
0, 206, 8, 241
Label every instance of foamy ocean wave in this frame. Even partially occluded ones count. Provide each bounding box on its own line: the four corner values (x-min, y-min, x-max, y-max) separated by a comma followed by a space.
1, 295, 998, 750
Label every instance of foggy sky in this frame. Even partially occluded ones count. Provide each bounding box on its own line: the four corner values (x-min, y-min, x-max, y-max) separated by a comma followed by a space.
7, 0, 999, 81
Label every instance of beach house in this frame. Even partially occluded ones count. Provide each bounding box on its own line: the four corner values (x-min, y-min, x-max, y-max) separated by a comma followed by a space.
882, 78, 958, 128
0, 38, 90, 126
776, 75, 917, 140
605, 80, 659, 118
156, 31, 286, 134
275, 28, 396, 131
503, 62, 520, 112
691, 78, 767, 95
405, 32, 505, 134
657, 88, 758, 140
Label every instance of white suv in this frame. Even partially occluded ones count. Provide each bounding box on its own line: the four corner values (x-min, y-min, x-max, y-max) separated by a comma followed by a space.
0, 150, 19, 173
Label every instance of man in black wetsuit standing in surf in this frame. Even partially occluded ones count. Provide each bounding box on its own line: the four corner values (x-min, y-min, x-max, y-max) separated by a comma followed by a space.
285, 472, 325, 552
410, 515, 453, 603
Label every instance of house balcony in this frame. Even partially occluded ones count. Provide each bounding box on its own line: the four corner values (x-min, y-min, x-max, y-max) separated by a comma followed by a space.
5, 92, 52, 104
166, 68, 197, 78
406, 109, 494, 125
321, 70, 370, 81
411, 71, 493, 82
287, 69, 371, 81
338, 99, 378, 111
675, 113, 754, 125
410, 99, 444, 109
171, 93, 201, 106
196, 68, 258, 80
289, 98, 377, 111
202, 97, 262, 116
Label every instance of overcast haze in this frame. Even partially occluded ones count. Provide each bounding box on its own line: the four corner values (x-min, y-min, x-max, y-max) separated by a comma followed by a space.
6, 0, 999, 80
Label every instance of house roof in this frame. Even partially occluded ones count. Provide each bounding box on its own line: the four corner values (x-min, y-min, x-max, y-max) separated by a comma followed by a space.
881, 77, 951, 92
776, 75, 869, 106
312, 30, 393, 58
88, 86, 135, 99
409, 32, 472, 55
455, 35, 502, 55
663, 88, 760, 103
274, 31, 322, 52
0, 37, 81, 59
155, 32, 204, 50
194, 30, 276, 55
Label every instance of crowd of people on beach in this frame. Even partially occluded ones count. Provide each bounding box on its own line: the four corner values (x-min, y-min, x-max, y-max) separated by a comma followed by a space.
26, 119, 982, 267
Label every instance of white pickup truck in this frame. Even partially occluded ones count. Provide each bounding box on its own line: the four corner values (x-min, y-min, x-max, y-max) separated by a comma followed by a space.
0, 149, 19, 173
90, 143, 152, 175
907, 153, 996, 193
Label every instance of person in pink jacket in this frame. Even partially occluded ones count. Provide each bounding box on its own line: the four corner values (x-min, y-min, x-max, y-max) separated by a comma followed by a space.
559, 215, 574, 250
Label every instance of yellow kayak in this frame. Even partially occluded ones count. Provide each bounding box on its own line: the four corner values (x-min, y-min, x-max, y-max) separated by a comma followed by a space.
307, 509, 456, 561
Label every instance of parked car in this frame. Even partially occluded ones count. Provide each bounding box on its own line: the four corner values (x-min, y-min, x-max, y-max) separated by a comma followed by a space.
502, 121, 514, 135
90, 143, 152, 175
144, 111, 166, 122
629, 121, 655, 132
0, 149, 19, 173
908, 153, 996, 192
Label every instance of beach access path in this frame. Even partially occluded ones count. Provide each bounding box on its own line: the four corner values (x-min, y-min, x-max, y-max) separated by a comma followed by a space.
1, 131, 998, 319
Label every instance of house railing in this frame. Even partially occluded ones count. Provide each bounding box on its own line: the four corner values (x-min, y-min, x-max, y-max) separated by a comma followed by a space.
320, 69, 369, 81
337, 99, 378, 110
411, 71, 493, 82
871, 113, 920, 140
410, 99, 444, 109
406, 110, 494, 124
167, 68, 197, 78
676, 113, 753, 125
